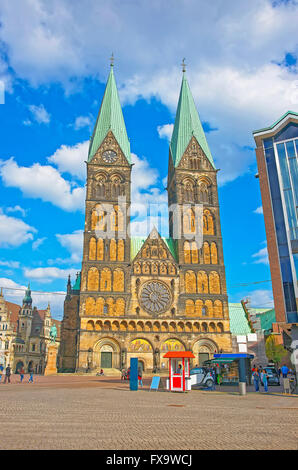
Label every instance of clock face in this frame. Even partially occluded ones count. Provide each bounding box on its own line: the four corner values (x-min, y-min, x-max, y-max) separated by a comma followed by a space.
102, 150, 117, 163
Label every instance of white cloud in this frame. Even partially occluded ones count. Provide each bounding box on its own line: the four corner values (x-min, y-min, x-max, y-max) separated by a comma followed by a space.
73, 115, 92, 130
0, 158, 85, 211
24, 267, 78, 283
0, 260, 20, 269
248, 289, 274, 308
157, 124, 174, 141
6, 205, 27, 217
0, 0, 297, 183
47, 140, 88, 181
32, 237, 47, 250
56, 229, 83, 263
28, 104, 51, 124
0, 210, 36, 247
130, 153, 168, 237
254, 206, 263, 214
252, 245, 269, 265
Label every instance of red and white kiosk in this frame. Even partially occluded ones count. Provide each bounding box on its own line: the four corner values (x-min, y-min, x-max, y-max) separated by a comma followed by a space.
163, 351, 195, 392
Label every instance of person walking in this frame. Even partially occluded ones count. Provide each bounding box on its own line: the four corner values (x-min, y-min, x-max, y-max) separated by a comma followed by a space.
4, 364, 11, 384
281, 364, 289, 378
138, 367, 143, 387
0, 363, 4, 383
261, 368, 268, 393
252, 369, 260, 392
19, 366, 25, 383
28, 365, 34, 383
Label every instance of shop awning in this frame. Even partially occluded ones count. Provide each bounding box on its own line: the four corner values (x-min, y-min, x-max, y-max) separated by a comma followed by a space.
206, 359, 235, 364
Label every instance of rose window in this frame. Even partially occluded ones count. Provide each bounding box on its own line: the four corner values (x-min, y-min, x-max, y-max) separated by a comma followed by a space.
140, 281, 171, 314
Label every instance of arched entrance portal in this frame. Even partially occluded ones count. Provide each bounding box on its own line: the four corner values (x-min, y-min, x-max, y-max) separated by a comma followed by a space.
15, 361, 24, 374
93, 338, 120, 370
193, 339, 218, 366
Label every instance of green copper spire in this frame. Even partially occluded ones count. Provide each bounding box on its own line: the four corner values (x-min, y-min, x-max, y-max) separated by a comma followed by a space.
88, 64, 131, 163
170, 71, 215, 168
23, 283, 32, 306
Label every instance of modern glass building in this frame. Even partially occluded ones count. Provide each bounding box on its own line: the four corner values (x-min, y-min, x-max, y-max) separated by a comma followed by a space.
253, 111, 298, 324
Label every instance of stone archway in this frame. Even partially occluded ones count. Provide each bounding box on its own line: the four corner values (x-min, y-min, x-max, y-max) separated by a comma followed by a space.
192, 338, 218, 366
127, 338, 154, 371
93, 337, 121, 370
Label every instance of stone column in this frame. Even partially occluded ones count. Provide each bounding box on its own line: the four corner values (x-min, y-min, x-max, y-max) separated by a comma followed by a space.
44, 344, 58, 376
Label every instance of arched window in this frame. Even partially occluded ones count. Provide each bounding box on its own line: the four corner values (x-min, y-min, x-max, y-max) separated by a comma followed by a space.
205, 300, 213, 317
113, 269, 124, 292
89, 237, 97, 260
100, 268, 112, 291
185, 299, 195, 315
184, 241, 191, 263
197, 271, 208, 293
211, 242, 218, 264
118, 239, 125, 261
115, 298, 125, 315
96, 297, 104, 315
185, 271, 196, 293
183, 208, 195, 235
191, 242, 199, 264
209, 272, 221, 294
203, 242, 211, 264
203, 209, 214, 235
214, 300, 223, 318
97, 239, 104, 260
87, 267, 99, 291
85, 297, 95, 315
110, 239, 117, 261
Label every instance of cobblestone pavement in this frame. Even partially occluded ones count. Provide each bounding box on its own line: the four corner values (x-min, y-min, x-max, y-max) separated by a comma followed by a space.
0, 375, 297, 450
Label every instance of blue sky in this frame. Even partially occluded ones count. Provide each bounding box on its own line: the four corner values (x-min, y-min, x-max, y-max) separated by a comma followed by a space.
0, 0, 297, 319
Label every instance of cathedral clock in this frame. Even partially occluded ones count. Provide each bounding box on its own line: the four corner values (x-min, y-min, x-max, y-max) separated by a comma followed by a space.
102, 150, 118, 163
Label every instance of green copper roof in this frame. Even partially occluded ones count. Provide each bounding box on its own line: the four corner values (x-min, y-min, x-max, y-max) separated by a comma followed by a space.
23, 283, 32, 305
130, 237, 178, 262
256, 308, 276, 332
228, 303, 252, 336
252, 111, 298, 135
170, 73, 215, 168
88, 67, 131, 163
72, 273, 81, 291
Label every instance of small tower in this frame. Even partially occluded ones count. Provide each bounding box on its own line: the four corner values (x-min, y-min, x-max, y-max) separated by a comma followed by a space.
43, 302, 52, 338
18, 283, 33, 340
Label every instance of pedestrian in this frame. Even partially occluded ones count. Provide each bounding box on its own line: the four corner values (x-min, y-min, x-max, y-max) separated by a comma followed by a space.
281, 364, 289, 378
121, 368, 126, 380
261, 368, 268, 392
4, 364, 11, 384
0, 363, 4, 382
28, 366, 34, 383
138, 368, 143, 387
278, 367, 281, 377
19, 366, 25, 383
252, 369, 260, 392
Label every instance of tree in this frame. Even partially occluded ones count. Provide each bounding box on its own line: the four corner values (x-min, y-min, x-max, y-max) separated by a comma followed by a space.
265, 335, 287, 365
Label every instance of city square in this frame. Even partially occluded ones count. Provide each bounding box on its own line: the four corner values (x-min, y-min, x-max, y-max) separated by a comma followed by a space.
0, 375, 297, 450
0, 0, 298, 453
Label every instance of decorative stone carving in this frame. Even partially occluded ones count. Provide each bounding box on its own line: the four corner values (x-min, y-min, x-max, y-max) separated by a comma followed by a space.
140, 281, 172, 315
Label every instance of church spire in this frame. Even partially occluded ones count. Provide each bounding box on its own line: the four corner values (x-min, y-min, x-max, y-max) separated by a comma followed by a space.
170, 69, 215, 169
88, 61, 131, 163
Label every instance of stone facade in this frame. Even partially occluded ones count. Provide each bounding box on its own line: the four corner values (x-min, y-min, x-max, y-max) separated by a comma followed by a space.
60, 69, 232, 373
0, 287, 61, 374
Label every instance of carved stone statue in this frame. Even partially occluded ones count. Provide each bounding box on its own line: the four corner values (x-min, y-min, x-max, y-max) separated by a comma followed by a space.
49, 324, 57, 343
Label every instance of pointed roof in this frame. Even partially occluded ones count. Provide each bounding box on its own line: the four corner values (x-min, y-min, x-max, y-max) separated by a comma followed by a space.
130, 227, 178, 262
170, 73, 215, 168
23, 283, 32, 306
88, 66, 131, 163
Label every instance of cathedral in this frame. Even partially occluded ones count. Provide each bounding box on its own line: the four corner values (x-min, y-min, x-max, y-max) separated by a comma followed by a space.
60, 63, 232, 373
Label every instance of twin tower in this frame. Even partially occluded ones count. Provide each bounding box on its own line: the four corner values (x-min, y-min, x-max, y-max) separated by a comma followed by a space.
60, 65, 232, 373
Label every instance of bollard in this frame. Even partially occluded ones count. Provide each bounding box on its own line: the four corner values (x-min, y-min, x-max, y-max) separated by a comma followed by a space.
238, 357, 246, 396
130, 357, 138, 391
